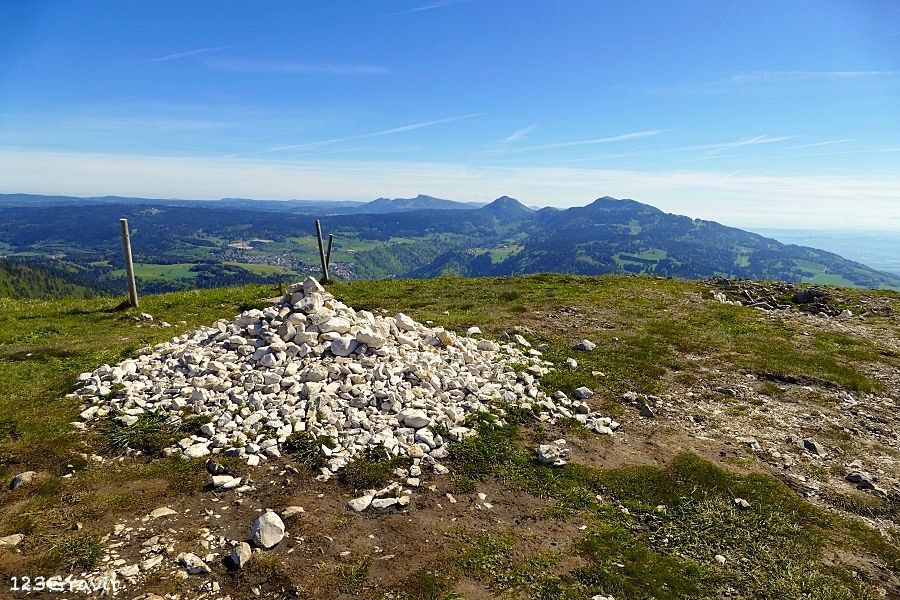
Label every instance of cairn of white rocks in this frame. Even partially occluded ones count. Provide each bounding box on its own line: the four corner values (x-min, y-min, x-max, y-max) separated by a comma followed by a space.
71, 277, 617, 503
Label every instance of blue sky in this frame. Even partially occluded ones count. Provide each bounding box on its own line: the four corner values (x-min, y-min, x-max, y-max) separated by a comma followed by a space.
1, 0, 899, 228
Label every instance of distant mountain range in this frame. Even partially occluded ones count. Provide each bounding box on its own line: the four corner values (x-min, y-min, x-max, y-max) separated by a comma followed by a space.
0, 193, 484, 214
1, 192, 898, 293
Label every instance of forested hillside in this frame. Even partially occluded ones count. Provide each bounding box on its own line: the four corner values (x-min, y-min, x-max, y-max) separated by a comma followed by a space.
1, 195, 898, 293
0, 259, 95, 299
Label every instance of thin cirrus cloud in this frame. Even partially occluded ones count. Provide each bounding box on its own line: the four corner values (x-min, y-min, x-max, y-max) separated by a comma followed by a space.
393, 0, 475, 15
729, 70, 899, 83
689, 134, 796, 151
622, 70, 899, 96
203, 58, 392, 76
554, 134, 799, 166
256, 112, 487, 154
501, 124, 537, 143
676, 135, 797, 163
479, 129, 667, 155
789, 139, 853, 149
145, 46, 230, 63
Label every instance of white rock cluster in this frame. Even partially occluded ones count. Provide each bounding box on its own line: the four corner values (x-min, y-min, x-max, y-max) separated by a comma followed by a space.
71, 277, 615, 483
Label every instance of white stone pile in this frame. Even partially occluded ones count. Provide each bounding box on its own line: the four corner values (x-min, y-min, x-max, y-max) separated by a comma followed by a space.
71, 277, 616, 480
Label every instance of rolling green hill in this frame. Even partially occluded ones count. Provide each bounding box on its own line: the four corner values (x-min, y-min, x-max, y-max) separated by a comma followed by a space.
412, 197, 900, 289
0, 259, 95, 299
1, 194, 898, 292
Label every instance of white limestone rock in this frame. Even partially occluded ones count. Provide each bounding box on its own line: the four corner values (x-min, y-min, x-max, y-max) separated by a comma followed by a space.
251, 511, 285, 549
230, 542, 252, 569
348, 494, 374, 512
178, 552, 211, 575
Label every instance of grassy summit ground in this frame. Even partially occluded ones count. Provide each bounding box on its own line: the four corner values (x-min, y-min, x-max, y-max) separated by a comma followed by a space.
0, 274, 898, 599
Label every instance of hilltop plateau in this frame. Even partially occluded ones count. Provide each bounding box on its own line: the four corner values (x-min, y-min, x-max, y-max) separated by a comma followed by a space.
1, 274, 899, 599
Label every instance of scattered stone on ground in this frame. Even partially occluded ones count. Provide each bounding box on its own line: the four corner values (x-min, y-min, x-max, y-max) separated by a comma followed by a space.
536, 439, 570, 467
281, 505, 305, 518
251, 511, 285, 549
707, 277, 863, 317
573, 339, 597, 351
229, 542, 252, 569
574, 386, 594, 400
177, 552, 212, 575
803, 438, 827, 458
0, 533, 24, 548
148, 507, 177, 519
9, 470, 36, 491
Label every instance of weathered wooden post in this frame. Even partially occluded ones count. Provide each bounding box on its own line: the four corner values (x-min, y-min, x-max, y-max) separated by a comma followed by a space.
325, 233, 335, 268
315, 220, 329, 283
119, 218, 139, 308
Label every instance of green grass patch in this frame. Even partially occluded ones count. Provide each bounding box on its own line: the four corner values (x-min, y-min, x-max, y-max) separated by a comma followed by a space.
108, 262, 199, 280
573, 524, 706, 599
45, 531, 104, 571
338, 446, 411, 491
222, 261, 298, 276
282, 431, 336, 472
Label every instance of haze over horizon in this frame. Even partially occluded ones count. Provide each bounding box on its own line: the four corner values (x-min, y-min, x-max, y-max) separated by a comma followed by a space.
2, 1, 899, 230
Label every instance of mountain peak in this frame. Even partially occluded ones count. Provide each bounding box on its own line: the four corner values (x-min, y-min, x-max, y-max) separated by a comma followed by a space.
588, 195, 624, 205
584, 196, 658, 214
481, 196, 533, 215
360, 194, 479, 214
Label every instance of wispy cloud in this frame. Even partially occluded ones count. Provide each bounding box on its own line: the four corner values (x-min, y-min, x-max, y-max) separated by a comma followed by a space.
554, 134, 797, 166
677, 135, 797, 163
789, 139, 853, 149
501, 124, 537, 143
204, 58, 392, 76
257, 113, 486, 153
793, 146, 900, 158
393, 0, 474, 15
619, 69, 899, 96
730, 70, 899, 83
691, 134, 797, 151
479, 129, 666, 155
145, 46, 230, 63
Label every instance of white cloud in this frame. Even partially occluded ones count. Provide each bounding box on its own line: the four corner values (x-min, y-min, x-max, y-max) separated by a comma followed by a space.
689, 134, 796, 151
393, 0, 474, 15
2, 149, 898, 230
730, 70, 899, 83
789, 139, 854, 149
501, 124, 537, 143
256, 113, 486, 153
478, 129, 667, 155
203, 58, 392, 76
145, 46, 230, 63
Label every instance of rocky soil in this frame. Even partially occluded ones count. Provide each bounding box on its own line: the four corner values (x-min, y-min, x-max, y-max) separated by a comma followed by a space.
3, 275, 898, 598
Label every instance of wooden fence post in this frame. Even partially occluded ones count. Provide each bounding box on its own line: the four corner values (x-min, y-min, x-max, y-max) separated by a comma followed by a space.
119, 218, 139, 308
325, 233, 334, 268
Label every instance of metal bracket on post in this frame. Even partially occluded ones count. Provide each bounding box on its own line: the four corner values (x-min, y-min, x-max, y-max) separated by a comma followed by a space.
119, 218, 139, 308
315, 220, 330, 283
